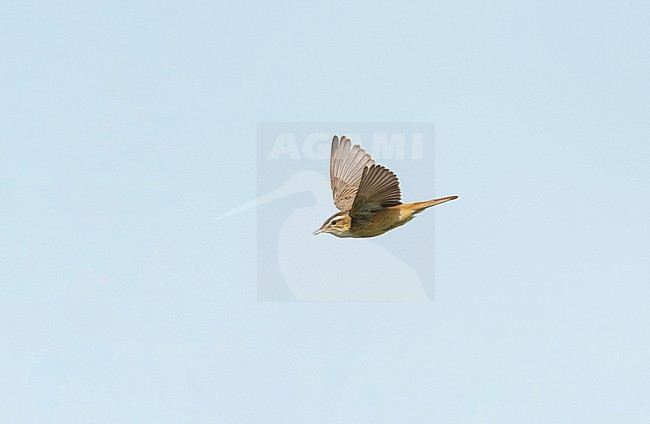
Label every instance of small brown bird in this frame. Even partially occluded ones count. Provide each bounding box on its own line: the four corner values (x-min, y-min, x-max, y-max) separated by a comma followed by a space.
313, 135, 458, 238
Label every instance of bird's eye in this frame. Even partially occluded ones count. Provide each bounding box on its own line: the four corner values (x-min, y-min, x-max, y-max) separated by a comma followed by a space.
330, 220, 337, 226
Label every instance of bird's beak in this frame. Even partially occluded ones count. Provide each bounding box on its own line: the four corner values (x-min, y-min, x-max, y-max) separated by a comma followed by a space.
313, 228, 325, 235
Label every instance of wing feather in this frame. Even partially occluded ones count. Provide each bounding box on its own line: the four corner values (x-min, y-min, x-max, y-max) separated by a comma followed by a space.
329, 135, 375, 211
350, 164, 402, 218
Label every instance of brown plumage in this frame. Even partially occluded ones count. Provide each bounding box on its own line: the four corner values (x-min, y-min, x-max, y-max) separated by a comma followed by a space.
314, 135, 458, 238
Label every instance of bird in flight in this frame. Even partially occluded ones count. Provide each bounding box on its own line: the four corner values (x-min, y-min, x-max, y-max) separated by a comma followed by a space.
313, 135, 458, 238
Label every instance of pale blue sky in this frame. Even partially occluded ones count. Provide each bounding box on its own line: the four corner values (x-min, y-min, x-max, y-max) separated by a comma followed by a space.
2, 0, 649, 422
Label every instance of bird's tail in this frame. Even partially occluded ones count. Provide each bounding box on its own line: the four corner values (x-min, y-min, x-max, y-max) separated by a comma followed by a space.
410, 195, 459, 214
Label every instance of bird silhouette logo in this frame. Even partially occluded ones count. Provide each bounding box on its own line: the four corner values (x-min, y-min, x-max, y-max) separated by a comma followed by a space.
218, 126, 453, 301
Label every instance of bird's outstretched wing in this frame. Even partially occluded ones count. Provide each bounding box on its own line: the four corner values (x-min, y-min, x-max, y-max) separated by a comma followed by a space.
350, 164, 402, 218
330, 135, 375, 211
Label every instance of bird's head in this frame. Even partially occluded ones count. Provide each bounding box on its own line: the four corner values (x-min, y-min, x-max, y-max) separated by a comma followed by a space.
313, 211, 352, 237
